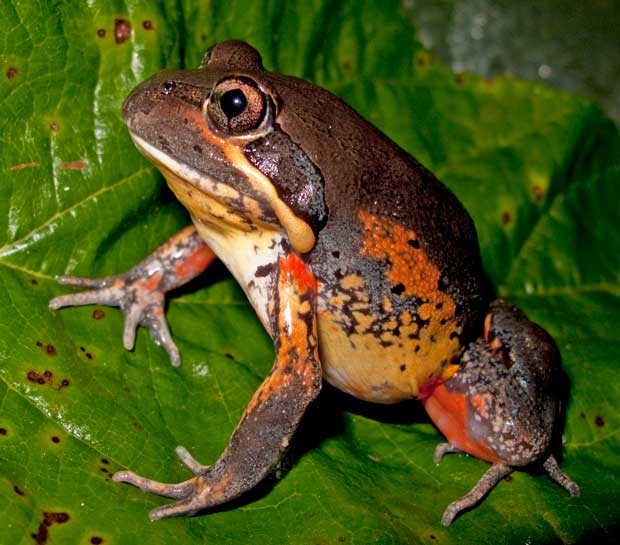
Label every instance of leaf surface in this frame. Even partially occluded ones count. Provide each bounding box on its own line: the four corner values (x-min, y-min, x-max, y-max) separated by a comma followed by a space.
1, 1, 618, 544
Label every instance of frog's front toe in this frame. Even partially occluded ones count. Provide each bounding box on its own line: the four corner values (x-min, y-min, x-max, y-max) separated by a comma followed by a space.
50, 273, 181, 365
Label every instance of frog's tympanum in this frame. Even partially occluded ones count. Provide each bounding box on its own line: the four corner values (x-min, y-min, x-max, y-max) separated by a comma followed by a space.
50, 41, 579, 525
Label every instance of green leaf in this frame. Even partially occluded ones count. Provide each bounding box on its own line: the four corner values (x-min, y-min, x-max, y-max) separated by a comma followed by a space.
1, 1, 618, 544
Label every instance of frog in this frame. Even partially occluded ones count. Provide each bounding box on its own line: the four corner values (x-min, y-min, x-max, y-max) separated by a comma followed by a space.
49, 40, 579, 525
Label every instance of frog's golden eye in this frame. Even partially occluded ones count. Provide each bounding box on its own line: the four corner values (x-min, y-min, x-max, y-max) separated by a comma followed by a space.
207, 77, 270, 135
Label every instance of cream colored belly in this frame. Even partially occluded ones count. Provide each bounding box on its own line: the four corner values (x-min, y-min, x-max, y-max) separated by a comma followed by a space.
317, 310, 461, 403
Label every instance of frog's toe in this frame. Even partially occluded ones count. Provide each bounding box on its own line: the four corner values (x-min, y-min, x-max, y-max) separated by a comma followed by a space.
433, 442, 463, 463
176, 445, 210, 475
50, 274, 181, 366
113, 466, 213, 519
49, 276, 120, 310
543, 455, 580, 497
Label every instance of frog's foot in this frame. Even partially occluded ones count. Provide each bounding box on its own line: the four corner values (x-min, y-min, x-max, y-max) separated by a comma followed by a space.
49, 226, 215, 366
433, 442, 463, 463
113, 446, 212, 520
441, 463, 512, 526
543, 455, 580, 497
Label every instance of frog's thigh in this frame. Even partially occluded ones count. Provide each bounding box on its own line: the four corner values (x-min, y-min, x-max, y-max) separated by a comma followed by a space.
113, 252, 322, 519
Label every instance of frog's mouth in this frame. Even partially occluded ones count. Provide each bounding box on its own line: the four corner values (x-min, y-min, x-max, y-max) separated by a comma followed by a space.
128, 131, 275, 234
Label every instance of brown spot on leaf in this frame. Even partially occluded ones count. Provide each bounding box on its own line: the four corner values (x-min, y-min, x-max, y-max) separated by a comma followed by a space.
91, 538, 104, 545
96, 28, 106, 38
60, 379, 70, 388
27, 370, 53, 385
36, 340, 43, 347
9, 162, 40, 171
455, 73, 465, 84
595, 415, 605, 427
416, 56, 426, 67
532, 185, 545, 201
49, 121, 58, 133
14, 484, 25, 496
100, 467, 109, 473
337, 537, 345, 543
46, 343, 56, 356
342, 61, 351, 71
86, 352, 93, 360
501, 211, 511, 224
225, 353, 235, 360
142, 20, 154, 30
101, 458, 109, 465
59, 160, 85, 170
32, 512, 70, 545
6, 67, 17, 79
114, 19, 132, 44
92, 309, 105, 320
200, 34, 207, 42
504, 474, 513, 482
0, 428, 7, 436
430, 535, 436, 541
51, 436, 60, 444
31, 279, 39, 285
400, 364, 406, 372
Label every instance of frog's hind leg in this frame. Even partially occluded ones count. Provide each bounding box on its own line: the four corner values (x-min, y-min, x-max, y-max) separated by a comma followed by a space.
113, 252, 323, 519
423, 299, 579, 525
49, 226, 215, 366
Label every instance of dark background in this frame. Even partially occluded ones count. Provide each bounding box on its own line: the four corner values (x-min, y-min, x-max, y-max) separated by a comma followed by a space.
405, 0, 620, 126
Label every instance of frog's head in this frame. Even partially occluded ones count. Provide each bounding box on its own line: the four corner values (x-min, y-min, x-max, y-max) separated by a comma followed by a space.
123, 40, 331, 254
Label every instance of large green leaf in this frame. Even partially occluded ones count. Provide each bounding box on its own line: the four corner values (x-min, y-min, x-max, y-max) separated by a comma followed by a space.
1, 1, 618, 543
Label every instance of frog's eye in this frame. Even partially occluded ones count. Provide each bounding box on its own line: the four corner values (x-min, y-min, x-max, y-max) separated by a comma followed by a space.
207, 77, 271, 135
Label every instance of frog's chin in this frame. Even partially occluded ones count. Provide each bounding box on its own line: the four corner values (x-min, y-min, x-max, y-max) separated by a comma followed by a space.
128, 132, 278, 232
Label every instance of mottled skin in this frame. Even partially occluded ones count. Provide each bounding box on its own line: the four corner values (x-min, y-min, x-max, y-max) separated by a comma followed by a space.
50, 41, 578, 524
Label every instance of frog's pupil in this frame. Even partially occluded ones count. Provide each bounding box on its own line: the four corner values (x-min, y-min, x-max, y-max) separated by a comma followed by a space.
220, 89, 247, 118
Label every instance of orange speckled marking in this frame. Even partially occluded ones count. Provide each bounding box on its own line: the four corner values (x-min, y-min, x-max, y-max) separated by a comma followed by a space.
470, 393, 492, 419
358, 211, 454, 311
423, 384, 499, 464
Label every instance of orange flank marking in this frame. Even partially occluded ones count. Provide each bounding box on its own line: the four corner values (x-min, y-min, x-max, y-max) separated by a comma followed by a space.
423, 383, 499, 464
279, 253, 317, 293
358, 211, 454, 311
173, 244, 216, 280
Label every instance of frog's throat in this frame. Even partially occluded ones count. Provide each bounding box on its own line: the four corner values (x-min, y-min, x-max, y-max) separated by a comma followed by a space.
128, 122, 316, 254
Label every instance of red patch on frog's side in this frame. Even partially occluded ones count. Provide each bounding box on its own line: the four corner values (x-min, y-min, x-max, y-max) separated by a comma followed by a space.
423, 383, 499, 464
279, 253, 317, 293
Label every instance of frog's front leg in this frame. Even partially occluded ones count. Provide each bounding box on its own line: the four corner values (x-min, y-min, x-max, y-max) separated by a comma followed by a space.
113, 252, 322, 520
49, 226, 215, 366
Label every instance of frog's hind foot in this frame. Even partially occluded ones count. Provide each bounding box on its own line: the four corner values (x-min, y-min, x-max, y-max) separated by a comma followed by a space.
441, 463, 512, 526
113, 445, 213, 520
49, 226, 215, 366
